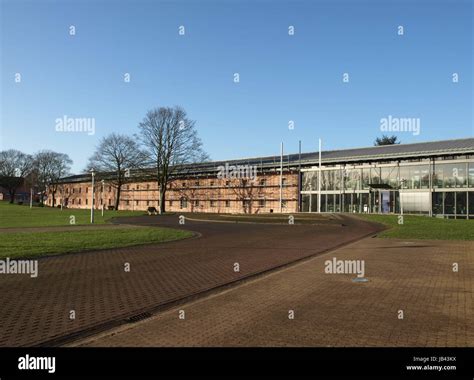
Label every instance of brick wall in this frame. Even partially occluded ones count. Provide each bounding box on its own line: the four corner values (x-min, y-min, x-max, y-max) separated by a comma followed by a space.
46, 171, 300, 214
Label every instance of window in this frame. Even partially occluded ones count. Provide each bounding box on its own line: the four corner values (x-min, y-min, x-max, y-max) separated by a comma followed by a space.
210, 200, 216, 207
469, 164, 474, 187
100, 198, 103, 205
169, 200, 173, 206
136, 185, 140, 190
260, 178, 266, 186
258, 198, 266, 208
469, 192, 474, 216
456, 192, 467, 215
343, 169, 359, 190
400, 165, 429, 189
282, 178, 287, 186
434, 163, 467, 188
432, 192, 443, 215
79, 187, 82, 193
194, 200, 199, 207
146, 184, 150, 190
78, 199, 81, 205
85, 198, 88, 205
72, 199, 75, 205
108, 186, 111, 192
380, 166, 399, 189
361, 168, 371, 190
180, 197, 187, 209
136, 200, 139, 205
66, 188, 69, 194
322, 170, 341, 190
182, 182, 186, 187
126, 200, 130, 205
108, 199, 111, 205
444, 192, 454, 214
210, 181, 214, 187
195, 181, 199, 187
243, 199, 251, 210
302, 171, 318, 191
225, 200, 230, 207
225, 181, 230, 186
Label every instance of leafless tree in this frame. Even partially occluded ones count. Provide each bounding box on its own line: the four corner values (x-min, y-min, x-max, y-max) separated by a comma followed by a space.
33, 150, 72, 206
0, 150, 34, 203
86, 133, 146, 210
230, 178, 263, 214
137, 106, 209, 214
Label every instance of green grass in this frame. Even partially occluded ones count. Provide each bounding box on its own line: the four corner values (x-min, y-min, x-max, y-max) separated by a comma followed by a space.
359, 214, 474, 240
0, 227, 194, 259
0, 201, 144, 228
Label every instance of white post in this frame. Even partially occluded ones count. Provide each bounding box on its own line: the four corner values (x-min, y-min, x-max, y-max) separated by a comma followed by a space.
30, 188, 33, 209
101, 180, 105, 217
318, 138, 322, 213
400, 179, 404, 216
280, 142, 283, 213
90, 168, 95, 223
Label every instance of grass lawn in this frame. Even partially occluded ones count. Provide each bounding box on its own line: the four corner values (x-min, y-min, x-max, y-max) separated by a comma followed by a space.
0, 201, 145, 228
0, 227, 194, 259
359, 214, 474, 241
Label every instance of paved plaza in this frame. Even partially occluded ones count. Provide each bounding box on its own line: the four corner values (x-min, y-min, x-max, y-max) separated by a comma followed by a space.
75, 237, 474, 347
0, 214, 378, 346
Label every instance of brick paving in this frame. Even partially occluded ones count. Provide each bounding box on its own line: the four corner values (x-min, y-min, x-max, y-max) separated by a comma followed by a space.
74, 237, 474, 347
0, 214, 380, 347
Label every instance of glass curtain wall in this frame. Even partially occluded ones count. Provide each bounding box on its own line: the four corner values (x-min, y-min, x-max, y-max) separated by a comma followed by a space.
301, 161, 473, 216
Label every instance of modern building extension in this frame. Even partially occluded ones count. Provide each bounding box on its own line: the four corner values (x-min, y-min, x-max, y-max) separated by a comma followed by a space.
47, 138, 474, 218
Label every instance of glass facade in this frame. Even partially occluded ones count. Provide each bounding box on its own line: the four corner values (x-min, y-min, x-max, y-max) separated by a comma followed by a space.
343, 169, 360, 190
301, 171, 318, 191
301, 159, 473, 217
433, 163, 467, 188
399, 165, 429, 189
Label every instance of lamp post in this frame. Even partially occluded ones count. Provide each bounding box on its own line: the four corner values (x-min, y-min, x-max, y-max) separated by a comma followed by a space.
399, 179, 406, 215
318, 138, 322, 213
90, 168, 95, 223
101, 180, 105, 217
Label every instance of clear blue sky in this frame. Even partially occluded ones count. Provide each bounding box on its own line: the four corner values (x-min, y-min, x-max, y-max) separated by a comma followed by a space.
1, 0, 472, 173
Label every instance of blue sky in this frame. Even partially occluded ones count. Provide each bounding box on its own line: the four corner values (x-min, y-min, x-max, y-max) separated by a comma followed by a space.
1, 0, 472, 173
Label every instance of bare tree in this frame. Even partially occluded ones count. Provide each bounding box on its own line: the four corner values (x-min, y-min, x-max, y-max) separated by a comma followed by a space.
33, 150, 72, 206
137, 106, 209, 214
231, 178, 263, 214
0, 150, 33, 203
86, 133, 146, 210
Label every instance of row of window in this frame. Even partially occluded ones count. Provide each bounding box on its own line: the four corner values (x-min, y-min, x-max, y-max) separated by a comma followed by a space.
178, 198, 282, 209
302, 162, 474, 191
301, 191, 474, 216
62, 198, 282, 208
62, 178, 293, 195
178, 179, 275, 187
